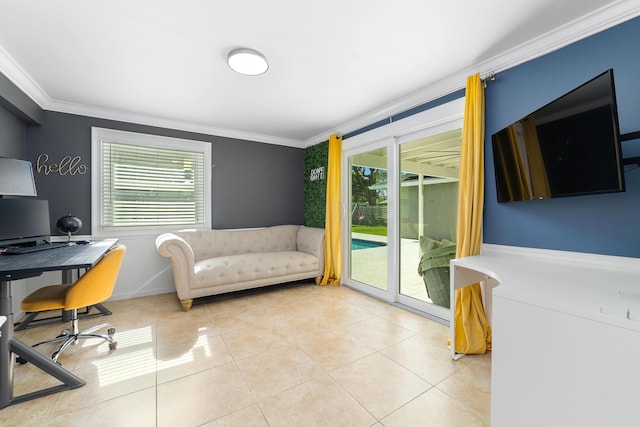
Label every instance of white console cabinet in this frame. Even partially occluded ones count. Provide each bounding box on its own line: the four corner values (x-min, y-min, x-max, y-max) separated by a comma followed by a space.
451, 245, 640, 427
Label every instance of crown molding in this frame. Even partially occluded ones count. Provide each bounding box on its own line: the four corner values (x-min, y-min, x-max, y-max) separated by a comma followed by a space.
44, 99, 304, 148
302, 0, 640, 148
0, 44, 51, 107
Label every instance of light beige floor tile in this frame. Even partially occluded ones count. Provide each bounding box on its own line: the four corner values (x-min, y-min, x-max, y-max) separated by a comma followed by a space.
245, 287, 319, 322
13, 337, 82, 372
68, 336, 122, 370
12, 353, 75, 395
380, 332, 470, 385
379, 306, 437, 333
259, 373, 376, 427
155, 308, 219, 346
157, 363, 255, 427
222, 323, 288, 361
49, 343, 157, 417
204, 308, 264, 335
14, 318, 70, 343
108, 293, 170, 315
296, 330, 377, 370
7, 281, 491, 426
435, 358, 492, 422
74, 321, 156, 372
310, 303, 378, 329
43, 387, 156, 427
342, 316, 416, 350
101, 310, 157, 332
330, 352, 431, 419
156, 334, 234, 384
466, 351, 492, 370
235, 345, 325, 400
201, 404, 269, 427
205, 294, 262, 318
269, 314, 342, 343
0, 381, 58, 427
381, 387, 488, 427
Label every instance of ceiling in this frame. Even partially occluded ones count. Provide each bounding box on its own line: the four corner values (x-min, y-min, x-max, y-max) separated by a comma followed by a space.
0, 1, 638, 148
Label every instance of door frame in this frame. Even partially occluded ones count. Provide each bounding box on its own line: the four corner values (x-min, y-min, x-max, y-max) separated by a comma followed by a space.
341, 97, 465, 322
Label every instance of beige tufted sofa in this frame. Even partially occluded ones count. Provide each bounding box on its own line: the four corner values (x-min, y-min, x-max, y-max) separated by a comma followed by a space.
155, 225, 325, 311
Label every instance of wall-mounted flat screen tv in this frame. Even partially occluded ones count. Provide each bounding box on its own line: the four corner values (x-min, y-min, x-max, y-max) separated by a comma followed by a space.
491, 69, 624, 203
0, 157, 37, 197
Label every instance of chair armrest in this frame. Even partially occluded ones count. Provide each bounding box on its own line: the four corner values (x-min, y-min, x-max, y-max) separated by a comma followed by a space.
155, 233, 195, 300
297, 227, 325, 274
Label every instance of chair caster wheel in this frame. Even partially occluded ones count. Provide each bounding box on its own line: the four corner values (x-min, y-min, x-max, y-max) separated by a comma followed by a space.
107, 327, 116, 336
109, 342, 117, 350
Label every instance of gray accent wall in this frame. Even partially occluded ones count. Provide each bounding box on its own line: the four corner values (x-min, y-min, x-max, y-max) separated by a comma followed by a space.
0, 72, 41, 125
0, 106, 24, 159
25, 111, 304, 235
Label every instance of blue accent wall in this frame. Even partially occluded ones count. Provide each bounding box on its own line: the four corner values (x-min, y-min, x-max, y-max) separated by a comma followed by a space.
483, 17, 640, 258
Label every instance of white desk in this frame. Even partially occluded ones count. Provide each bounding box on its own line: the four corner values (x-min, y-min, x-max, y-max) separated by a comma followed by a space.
451, 244, 640, 426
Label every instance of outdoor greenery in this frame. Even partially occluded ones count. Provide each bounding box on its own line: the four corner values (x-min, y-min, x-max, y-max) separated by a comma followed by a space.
352, 225, 387, 236
351, 166, 388, 227
351, 166, 387, 207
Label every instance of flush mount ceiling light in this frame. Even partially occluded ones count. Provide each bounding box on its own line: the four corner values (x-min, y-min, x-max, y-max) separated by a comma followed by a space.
227, 48, 269, 76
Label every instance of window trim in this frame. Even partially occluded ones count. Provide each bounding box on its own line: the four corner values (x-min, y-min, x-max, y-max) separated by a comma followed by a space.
91, 127, 212, 238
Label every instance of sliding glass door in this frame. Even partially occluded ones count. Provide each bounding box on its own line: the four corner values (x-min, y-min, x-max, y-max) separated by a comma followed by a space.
346, 144, 390, 299
341, 99, 464, 322
397, 130, 460, 320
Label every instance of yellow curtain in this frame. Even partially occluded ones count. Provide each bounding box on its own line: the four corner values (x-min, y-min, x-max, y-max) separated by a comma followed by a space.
453, 74, 492, 354
320, 134, 342, 286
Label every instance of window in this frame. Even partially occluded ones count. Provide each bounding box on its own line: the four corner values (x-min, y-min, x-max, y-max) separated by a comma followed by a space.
91, 128, 211, 237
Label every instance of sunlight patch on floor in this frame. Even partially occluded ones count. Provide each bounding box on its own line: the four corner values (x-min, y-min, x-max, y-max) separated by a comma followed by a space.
93, 326, 215, 386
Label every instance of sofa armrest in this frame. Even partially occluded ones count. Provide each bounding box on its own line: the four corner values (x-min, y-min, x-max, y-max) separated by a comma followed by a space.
155, 233, 195, 300
297, 226, 325, 274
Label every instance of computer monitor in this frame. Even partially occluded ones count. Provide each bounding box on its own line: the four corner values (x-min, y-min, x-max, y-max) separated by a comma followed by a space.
0, 157, 37, 197
0, 199, 51, 246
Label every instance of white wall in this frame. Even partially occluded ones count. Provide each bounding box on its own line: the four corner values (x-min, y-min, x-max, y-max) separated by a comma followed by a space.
108, 235, 175, 301
12, 235, 175, 318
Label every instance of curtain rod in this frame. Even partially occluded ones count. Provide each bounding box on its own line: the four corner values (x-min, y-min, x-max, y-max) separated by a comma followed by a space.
482, 73, 496, 87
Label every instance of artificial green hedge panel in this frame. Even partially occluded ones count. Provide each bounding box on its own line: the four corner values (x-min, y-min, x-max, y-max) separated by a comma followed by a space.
303, 140, 328, 228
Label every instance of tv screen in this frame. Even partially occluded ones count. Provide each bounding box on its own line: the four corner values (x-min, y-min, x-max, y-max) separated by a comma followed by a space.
0, 157, 37, 197
491, 69, 624, 203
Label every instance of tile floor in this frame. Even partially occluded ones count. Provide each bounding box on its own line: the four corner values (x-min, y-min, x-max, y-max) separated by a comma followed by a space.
2, 282, 491, 426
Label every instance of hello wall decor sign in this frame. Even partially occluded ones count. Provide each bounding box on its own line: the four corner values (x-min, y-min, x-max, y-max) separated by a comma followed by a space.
35, 154, 88, 176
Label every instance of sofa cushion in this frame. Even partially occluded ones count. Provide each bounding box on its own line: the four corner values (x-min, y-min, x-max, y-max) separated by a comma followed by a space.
191, 251, 319, 289
179, 225, 300, 261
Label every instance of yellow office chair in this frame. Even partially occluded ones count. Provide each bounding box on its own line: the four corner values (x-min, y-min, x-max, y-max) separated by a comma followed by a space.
20, 244, 126, 363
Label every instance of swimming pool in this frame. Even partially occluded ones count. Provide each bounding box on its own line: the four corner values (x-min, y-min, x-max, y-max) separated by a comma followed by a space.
351, 238, 387, 250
